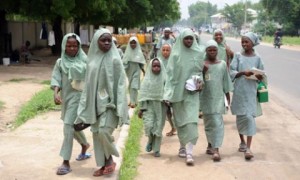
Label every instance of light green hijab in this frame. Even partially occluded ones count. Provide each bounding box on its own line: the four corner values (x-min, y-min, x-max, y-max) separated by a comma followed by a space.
213, 29, 227, 61
60, 33, 87, 81
138, 58, 166, 102
122, 36, 146, 64
77, 28, 128, 125
163, 28, 204, 102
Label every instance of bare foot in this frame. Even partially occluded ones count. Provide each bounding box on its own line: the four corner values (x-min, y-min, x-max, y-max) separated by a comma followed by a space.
93, 167, 105, 177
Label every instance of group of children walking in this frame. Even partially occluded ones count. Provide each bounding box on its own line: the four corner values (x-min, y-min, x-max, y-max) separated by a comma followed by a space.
135, 28, 267, 166
50, 27, 267, 177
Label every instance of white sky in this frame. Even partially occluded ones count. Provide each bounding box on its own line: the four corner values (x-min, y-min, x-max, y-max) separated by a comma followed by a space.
178, 0, 259, 19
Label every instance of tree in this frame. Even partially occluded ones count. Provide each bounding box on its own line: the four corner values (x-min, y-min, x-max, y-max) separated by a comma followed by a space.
261, 0, 300, 35
188, 1, 217, 28
222, 2, 254, 32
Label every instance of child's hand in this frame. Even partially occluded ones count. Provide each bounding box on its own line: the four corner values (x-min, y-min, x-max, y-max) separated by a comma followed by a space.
255, 74, 263, 81
54, 94, 62, 105
203, 61, 209, 74
244, 71, 254, 77
138, 110, 143, 119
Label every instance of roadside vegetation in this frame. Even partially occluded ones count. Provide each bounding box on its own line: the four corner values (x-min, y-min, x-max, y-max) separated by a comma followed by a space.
119, 110, 144, 180
262, 36, 300, 46
13, 87, 55, 128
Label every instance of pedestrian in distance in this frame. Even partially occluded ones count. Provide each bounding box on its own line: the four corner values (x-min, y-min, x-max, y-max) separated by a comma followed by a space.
163, 28, 205, 166
51, 33, 91, 175
201, 40, 233, 162
230, 32, 267, 160
75, 28, 128, 176
138, 58, 167, 157
123, 36, 146, 108
157, 43, 176, 136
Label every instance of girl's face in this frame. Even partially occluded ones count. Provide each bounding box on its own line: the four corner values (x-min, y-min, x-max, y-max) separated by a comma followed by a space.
241, 37, 253, 51
130, 40, 137, 49
65, 37, 79, 57
161, 45, 171, 59
214, 32, 223, 44
152, 59, 161, 75
98, 33, 112, 52
183, 35, 193, 48
206, 46, 218, 60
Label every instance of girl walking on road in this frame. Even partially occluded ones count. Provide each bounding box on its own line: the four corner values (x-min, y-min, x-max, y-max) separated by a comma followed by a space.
75, 28, 128, 176
51, 33, 91, 175
230, 32, 267, 160
164, 28, 204, 166
138, 58, 167, 157
123, 36, 146, 108
201, 40, 233, 162
157, 43, 176, 136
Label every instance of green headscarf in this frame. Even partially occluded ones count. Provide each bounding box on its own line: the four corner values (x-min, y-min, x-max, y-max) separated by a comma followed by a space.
122, 36, 146, 64
138, 58, 166, 102
77, 28, 128, 125
60, 33, 87, 81
213, 29, 227, 61
163, 28, 204, 102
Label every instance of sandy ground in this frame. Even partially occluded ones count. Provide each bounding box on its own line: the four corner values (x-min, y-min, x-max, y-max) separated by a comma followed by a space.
1, 46, 300, 180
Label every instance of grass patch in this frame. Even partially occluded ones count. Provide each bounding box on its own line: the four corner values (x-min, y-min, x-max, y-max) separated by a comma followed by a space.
0, 100, 4, 110
41, 80, 51, 85
119, 110, 144, 180
8, 78, 32, 82
13, 87, 55, 128
262, 36, 300, 46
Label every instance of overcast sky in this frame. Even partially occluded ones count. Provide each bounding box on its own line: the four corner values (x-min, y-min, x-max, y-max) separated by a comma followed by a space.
178, 0, 259, 19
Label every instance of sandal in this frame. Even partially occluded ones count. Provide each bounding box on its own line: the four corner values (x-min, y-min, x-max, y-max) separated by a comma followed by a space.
186, 154, 194, 166
244, 148, 254, 160
178, 147, 186, 158
166, 129, 176, 136
212, 151, 221, 162
76, 153, 92, 161
154, 151, 161, 157
145, 143, 152, 152
103, 162, 116, 175
56, 164, 72, 175
206, 147, 214, 155
238, 143, 247, 152
93, 167, 105, 177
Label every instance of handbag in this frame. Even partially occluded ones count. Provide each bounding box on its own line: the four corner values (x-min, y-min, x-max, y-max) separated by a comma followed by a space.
257, 82, 268, 103
74, 123, 90, 131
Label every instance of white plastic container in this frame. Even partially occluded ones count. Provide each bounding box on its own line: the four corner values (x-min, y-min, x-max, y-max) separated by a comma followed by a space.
3, 58, 10, 66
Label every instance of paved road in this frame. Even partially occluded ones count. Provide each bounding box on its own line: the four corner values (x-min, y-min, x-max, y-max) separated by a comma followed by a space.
201, 34, 300, 118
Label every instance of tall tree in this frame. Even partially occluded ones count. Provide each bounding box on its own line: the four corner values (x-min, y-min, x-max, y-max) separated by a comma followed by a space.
188, 1, 217, 28
222, 2, 254, 31
261, 0, 300, 35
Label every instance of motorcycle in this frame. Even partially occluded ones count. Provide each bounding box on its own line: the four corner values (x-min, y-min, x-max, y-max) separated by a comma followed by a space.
274, 36, 282, 48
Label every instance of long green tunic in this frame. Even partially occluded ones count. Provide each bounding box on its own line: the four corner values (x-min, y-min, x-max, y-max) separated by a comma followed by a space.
51, 33, 87, 125
230, 51, 267, 136
164, 29, 205, 145
123, 37, 146, 104
76, 29, 128, 167
200, 60, 233, 148
139, 58, 167, 152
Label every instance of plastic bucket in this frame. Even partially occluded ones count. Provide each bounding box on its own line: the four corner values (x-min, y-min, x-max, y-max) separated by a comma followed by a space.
3, 58, 10, 66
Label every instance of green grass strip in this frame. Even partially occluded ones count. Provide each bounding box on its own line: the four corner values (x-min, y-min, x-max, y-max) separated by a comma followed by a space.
119, 110, 144, 180
13, 87, 55, 128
